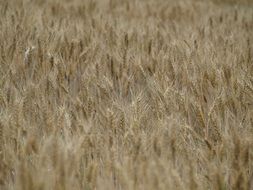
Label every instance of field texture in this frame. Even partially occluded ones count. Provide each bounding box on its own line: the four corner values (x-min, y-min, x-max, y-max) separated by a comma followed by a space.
0, 0, 253, 189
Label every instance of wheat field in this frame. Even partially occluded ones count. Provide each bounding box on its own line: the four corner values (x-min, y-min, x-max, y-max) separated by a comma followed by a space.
0, 0, 253, 189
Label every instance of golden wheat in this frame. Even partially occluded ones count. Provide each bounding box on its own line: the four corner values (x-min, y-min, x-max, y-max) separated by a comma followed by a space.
0, 0, 253, 189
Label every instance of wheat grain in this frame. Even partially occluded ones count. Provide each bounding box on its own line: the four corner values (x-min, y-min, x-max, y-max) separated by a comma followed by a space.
0, 0, 252, 189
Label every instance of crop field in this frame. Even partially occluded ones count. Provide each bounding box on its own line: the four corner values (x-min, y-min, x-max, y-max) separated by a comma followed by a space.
0, 0, 253, 189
